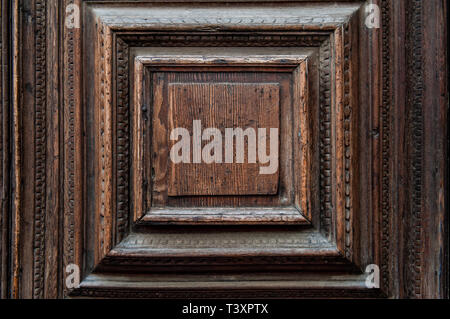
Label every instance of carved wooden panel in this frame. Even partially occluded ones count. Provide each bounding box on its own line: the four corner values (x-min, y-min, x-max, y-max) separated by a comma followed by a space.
81, 4, 360, 281
167, 82, 280, 196
0, 0, 447, 299
132, 50, 314, 225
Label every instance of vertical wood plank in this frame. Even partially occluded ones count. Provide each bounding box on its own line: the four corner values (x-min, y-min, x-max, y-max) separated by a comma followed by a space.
0, 0, 11, 299
63, 0, 83, 298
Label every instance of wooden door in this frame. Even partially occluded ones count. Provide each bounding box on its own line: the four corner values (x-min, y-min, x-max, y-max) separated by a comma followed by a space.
0, 0, 447, 298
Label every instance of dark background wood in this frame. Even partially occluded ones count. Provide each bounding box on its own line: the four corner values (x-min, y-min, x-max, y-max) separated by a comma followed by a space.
0, 0, 448, 299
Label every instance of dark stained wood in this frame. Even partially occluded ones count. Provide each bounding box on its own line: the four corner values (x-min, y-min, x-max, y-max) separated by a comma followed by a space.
141, 207, 308, 225
0, 0, 447, 299
0, 0, 11, 299
167, 82, 280, 197
130, 50, 317, 225
150, 70, 294, 210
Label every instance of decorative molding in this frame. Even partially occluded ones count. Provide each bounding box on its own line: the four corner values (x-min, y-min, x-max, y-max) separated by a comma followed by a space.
101, 16, 349, 28
100, 253, 351, 268
95, 20, 114, 262
33, 0, 47, 299
119, 33, 333, 230
97, 11, 356, 32
117, 231, 331, 249
5, 0, 442, 300
63, 0, 76, 282
59, 2, 428, 298
99, 21, 107, 256
94, 30, 339, 251
115, 38, 130, 243
405, 0, 424, 299
70, 273, 381, 299
343, 22, 352, 260
78, 15, 358, 277
319, 37, 333, 240
132, 53, 311, 225
380, 0, 392, 295
121, 34, 327, 48
71, 286, 380, 299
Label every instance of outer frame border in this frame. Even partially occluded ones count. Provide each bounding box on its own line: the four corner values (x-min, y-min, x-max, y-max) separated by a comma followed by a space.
1, 0, 447, 299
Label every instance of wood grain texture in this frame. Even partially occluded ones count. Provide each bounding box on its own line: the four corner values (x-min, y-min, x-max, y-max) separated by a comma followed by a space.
94, 19, 113, 264
167, 82, 280, 196
131, 51, 315, 225
141, 207, 308, 225
2, 0, 447, 299
402, 0, 448, 298
63, 0, 83, 298
147, 71, 296, 220
11, 0, 22, 299
87, 1, 365, 285
71, 272, 382, 299
0, 0, 10, 299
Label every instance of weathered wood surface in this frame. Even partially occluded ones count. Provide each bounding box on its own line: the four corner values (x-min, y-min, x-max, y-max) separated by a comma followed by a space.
167, 82, 280, 196
0, 0, 447, 299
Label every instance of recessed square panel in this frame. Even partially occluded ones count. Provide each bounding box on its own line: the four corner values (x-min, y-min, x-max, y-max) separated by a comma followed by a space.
59, 1, 381, 298
131, 48, 318, 225
149, 70, 294, 211
168, 82, 280, 196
